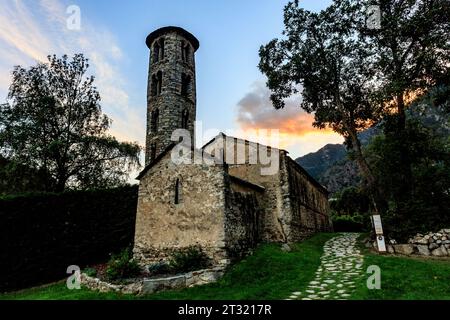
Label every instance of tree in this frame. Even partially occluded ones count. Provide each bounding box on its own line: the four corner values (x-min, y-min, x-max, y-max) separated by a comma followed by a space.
363, 0, 450, 203
0, 54, 141, 192
259, 0, 384, 211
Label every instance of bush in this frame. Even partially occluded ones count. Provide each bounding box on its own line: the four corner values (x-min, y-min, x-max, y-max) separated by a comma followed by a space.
148, 261, 171, 276
106, 248, 141, 281
332, 214, 365, 232
83, 268, 97, 277
169, 246, 211, 273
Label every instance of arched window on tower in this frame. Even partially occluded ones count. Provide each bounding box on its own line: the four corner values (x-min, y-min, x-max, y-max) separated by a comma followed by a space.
150, 143, 157, 162
181, 73, 191, 97
174, 178, 182, 204
153, 38, 165, 63
181, 41, 190, 63
181, 109, 189, 129
156, 71, 162, 95
159, 38, 165, 60
151, 109, 159, 132
151, 71, 163, 97
153, 41, 160, 63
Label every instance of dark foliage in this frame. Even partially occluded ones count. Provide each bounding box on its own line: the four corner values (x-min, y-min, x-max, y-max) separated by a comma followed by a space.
105, 248, 141, 281
0, 54, 141, 192
168, 246, 212, 274
0, 185, 138, 292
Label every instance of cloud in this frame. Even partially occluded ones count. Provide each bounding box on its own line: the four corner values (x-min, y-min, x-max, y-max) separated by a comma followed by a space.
235, 81, 343, 157
237, 81, 317, 136
0, 0, 145, 148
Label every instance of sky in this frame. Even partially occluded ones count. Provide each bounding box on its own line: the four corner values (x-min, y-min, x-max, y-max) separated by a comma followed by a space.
0, 0, 343, 174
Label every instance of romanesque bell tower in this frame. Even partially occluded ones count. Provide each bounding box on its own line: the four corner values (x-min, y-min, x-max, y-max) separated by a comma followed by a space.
145, 26, 200, 164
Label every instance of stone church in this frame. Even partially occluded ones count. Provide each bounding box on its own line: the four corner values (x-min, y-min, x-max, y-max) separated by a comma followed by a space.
133, 26, 332, 266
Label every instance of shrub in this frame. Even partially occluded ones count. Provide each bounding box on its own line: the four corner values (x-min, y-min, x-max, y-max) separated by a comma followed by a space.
332, 214, 365, 232
83, 268, 97, 277
169, 246, 211, 273
106, 248, 141, 281
147, 261, 171, 276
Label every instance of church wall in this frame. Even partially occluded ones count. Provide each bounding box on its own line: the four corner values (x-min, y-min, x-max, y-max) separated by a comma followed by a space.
210, 137, 287, 243
224, 182, 260, 259
282, 156, 332, 242
133, 152, 229, 266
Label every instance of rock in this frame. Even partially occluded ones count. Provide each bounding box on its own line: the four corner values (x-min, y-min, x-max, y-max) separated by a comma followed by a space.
424, 235, 430, 240
441, 236, 448, 241
429, 243, 439, 250
143, 275, 186, 294
433, 236, 438, 241
417, 238, 428, 245
281, 243, 292, 252
431, 246, 448, 257
393, 244, 414, 255
387, 245, 395, 254
436, 233, 443, 237
436, 240, 442, 244
443, 229, 450, 234
417, 245, 430, 256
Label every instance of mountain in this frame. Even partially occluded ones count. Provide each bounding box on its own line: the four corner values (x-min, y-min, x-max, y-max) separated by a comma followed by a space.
296, 144, 347, 181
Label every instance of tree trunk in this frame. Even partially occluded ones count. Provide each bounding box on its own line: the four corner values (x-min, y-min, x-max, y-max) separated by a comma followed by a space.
347, 127, 386, 214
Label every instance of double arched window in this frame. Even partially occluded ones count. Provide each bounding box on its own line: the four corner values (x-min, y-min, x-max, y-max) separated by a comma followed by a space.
153, 38, 165, 63
151, 71, 163, 97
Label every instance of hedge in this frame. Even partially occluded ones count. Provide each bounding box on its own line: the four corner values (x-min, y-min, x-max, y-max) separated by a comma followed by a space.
0, 185, 138, 292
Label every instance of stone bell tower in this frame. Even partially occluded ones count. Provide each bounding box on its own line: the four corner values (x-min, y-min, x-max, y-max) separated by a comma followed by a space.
144, 26, 200, 165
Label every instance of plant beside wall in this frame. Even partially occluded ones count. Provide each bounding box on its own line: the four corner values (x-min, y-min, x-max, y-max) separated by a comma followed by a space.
106, 248, 141, 282
169, 246, 212, 274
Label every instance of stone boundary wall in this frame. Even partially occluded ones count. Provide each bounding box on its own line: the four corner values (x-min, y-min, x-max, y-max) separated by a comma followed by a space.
81, 267, 225, 296
368, 228, 450, 257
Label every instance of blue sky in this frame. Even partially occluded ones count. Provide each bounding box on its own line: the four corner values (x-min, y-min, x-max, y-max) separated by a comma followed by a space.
0, 0, 342, 170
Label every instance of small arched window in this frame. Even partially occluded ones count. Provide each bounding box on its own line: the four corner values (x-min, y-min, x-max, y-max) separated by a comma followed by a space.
181, 41, 190, 63
174, 178, 182, 204
151, 71, 163, 97
153, 38, 165, 62
181, 109, 189, 129
153, 42, 160, 63
150, 143, 157, 162
151, 109, 159, 132
181, 73, 191, 97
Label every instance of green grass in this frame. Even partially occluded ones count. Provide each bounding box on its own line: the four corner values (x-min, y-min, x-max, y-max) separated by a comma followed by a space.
1, 233, 335, 300
351, 237, 450, 300
3, 232, 450, 300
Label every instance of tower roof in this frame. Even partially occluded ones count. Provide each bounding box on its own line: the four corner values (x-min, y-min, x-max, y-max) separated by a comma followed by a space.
146, 26, 200, 51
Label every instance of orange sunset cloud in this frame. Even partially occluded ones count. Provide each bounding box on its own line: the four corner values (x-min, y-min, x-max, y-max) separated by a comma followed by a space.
235, 82, 343, 156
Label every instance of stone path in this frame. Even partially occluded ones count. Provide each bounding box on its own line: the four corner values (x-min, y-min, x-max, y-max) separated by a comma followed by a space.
287, 233, 364, 300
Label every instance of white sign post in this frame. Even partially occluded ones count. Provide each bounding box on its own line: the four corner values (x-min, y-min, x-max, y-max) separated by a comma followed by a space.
372, 215, 386, 253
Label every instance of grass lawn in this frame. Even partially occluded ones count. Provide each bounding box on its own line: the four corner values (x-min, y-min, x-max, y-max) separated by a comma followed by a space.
352, 235, 450, 300
2, 232, 450, 300
1, 233, 335, 300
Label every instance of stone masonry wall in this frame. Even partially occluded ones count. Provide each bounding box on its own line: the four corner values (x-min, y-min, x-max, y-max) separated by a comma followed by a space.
283, 156, 331, 242
225, 180, 261, 259
134, 150, 229, 265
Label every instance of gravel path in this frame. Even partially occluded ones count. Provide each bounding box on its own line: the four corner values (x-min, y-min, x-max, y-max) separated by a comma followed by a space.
287, 233, 364, 300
